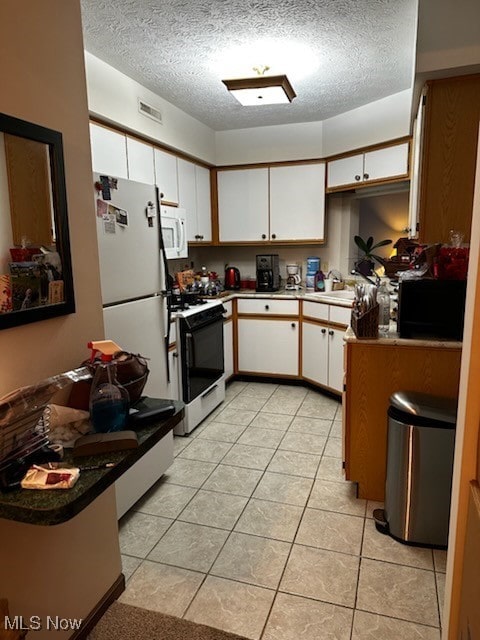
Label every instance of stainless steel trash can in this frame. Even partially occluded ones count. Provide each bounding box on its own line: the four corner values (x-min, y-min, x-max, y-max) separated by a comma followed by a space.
373, 391, 457, 548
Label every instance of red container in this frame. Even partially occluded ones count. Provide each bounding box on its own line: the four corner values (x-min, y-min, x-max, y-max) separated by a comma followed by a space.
436, 247, 469, 280
10, 247, 40, 262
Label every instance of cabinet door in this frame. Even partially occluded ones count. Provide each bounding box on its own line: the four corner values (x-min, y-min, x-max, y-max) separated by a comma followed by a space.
154, 148, 178, 204
328, 327, 345, 393
177, 158, 197, 241
126, 137, 155, 184
89, 123, 128, 179
237, 319, 299, 375
223, 319, 234, 380
269, 164, 326, 241
363, 143, 409, 182
195, 165, 212, 242
301, 321, 328, 386
327, 154, 363, 189
217, 168, 269, 242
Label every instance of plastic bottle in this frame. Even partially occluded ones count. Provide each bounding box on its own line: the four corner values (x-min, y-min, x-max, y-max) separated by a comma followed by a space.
88, 340, 129, 433
377, 281, 391, 334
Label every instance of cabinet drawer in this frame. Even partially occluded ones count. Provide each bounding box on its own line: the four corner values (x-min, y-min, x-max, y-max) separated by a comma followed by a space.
329, 305, 351, 326
303, 301, 330, 321
237, 298, 298, 316
222, 300, 233, 317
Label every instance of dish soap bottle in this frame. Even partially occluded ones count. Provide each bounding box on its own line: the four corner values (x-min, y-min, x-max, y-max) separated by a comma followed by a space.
88, 340, 129, 433
314, 270, 325, 292
377, 281, 391, 335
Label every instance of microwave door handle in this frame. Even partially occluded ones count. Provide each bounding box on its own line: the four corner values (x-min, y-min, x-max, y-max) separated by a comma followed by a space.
177, 218, 185, 256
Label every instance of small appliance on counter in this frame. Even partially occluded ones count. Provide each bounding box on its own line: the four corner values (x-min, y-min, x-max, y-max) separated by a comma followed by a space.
285, 264, 301, 290
224, 266, 241, 290
305, 256, 320, 290
397, 278, 467, 340
256, 254, 280, 292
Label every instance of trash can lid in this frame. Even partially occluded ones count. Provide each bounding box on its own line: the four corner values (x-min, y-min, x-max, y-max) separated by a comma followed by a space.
390, 391, 457, 426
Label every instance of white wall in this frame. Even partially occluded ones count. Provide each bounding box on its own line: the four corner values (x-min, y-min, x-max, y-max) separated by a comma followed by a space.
215, 121, 323, 165
85, 52, 216, 164
0, 133, 13, 274
322, 90, 412, 157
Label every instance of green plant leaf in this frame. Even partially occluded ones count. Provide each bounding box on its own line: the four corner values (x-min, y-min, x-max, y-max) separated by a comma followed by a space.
371, 254, 387, 265
371, 239, 393, 250
354, 235, 369, 253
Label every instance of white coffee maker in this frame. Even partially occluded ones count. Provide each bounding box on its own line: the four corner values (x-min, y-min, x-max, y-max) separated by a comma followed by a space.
285, 264, 301, 290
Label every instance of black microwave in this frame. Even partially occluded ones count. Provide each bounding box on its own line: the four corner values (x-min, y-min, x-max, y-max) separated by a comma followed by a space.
397, 279, 467, 340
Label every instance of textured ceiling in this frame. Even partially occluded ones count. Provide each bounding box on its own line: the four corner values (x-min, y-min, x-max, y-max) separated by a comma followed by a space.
80, 0, 418, 131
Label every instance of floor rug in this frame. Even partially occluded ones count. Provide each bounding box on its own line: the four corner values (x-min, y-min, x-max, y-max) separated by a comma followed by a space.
89, 601, 251, 640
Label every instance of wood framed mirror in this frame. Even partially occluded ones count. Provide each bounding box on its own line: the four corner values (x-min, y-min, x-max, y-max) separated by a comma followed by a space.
0, 113, 75, 329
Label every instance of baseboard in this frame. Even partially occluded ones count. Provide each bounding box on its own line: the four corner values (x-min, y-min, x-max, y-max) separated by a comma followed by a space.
70, 574, 125, 640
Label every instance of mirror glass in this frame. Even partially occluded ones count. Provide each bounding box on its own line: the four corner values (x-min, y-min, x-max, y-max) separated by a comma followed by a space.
0, 113, 75, 329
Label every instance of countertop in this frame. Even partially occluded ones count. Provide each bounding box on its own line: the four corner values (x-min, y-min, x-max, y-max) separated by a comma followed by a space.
0, 401, 184, 526
344, 325, 462, 349
217, 288, 354, 307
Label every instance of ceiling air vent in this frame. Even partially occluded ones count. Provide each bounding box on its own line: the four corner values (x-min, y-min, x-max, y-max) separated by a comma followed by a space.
138, 99, 162, 124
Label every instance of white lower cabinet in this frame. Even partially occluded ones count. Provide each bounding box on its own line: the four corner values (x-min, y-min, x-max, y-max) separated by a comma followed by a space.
224, 318, 234, 380
302, 321, 345, 393
238, 319, 299, 376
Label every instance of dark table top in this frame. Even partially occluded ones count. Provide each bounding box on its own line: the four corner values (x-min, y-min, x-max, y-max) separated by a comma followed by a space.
0, 401, 184, 526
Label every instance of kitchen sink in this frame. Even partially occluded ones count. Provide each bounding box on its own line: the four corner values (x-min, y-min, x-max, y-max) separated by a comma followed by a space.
310, 289, 355, 301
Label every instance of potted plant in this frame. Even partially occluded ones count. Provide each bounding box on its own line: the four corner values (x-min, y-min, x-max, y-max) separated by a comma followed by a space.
354, 235, 392, 276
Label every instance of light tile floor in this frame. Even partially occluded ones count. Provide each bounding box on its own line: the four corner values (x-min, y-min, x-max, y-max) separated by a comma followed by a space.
118, 381, 446, 640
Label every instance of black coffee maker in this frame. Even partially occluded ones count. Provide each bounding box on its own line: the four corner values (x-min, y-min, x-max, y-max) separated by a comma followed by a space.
256, 254, 280, 292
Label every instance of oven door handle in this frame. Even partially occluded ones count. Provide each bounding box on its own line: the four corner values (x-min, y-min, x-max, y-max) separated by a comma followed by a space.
201, 384, 218, 399
185, 332, 195, 368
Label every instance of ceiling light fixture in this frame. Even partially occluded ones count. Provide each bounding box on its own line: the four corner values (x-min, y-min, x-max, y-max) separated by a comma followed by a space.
222, 65, 296, 106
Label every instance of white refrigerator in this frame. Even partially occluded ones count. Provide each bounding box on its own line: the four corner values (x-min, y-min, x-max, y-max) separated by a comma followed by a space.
94, 173, 169, 398
94, 174, 174, 518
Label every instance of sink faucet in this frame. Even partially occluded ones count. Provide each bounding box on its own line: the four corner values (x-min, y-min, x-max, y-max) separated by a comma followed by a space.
351, 269, 380, 287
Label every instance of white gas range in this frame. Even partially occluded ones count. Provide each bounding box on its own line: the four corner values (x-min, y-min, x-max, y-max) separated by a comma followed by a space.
171, 298, 226, 435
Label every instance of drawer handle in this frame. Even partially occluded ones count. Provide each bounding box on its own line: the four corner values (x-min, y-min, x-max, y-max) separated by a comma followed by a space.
363, 173, 369, 180
265, 305, 269, 311
291, 323, 296, 329
261, 234, 266, 239
355, 175, 361, 181
321, 328, 326, 334
329, 330, 334, 336
272, 233, 276, 239
201, 384, 218, 399
172, 352, 178, 358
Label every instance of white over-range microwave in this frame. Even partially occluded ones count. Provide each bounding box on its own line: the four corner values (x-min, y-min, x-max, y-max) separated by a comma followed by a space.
160, 205, 188, 259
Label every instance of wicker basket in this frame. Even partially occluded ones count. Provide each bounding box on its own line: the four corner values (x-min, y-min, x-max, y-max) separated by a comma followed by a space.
351, 304, 379, 339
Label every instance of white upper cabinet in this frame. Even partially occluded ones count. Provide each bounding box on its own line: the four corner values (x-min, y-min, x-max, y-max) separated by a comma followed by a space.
217, 164, 325, 243
327, 154, 364, 190
126, 137, 155, 184
327, 141, 409, 190
178, 159, 212, 242
363, 143, 409, 182
154, 148, 179, 204
89, 123, 128, 179
195, 165, 212, 242
269, 164, 325, 241
217, 168, 269, 242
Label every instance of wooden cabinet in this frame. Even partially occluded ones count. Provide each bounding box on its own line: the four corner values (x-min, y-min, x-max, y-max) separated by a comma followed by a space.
237, 298, 299, 376
344, 339, 462, 501
178, 159, 212, 242
90, 123, 128, 179
154, 148, 178, 204
326, 141, 409, 191
126, 136, 155, 184
217, 163, 325, 243
217, 168, 269, 242
417, 74, 480, 243
301, 301, 349, 393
